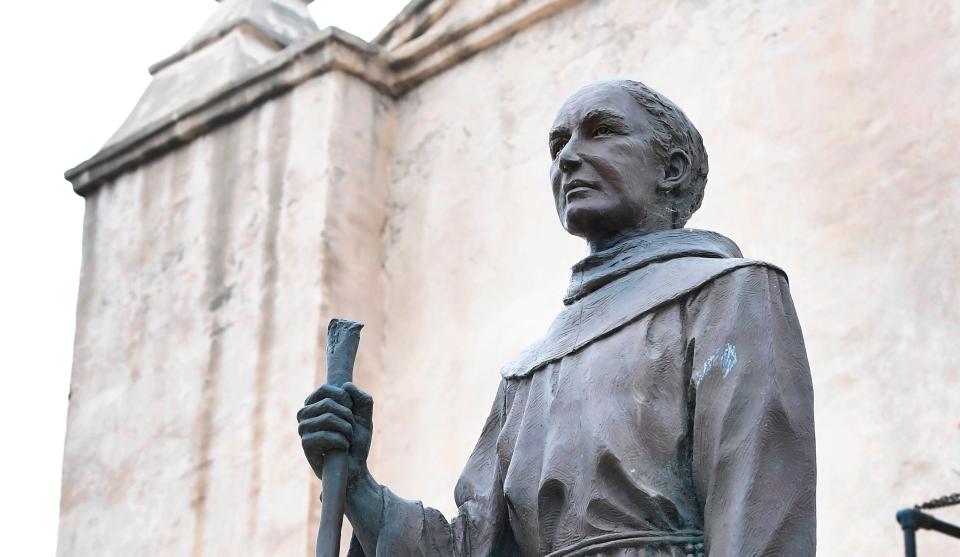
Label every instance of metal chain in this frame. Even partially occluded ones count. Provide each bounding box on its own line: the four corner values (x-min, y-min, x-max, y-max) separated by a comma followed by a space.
915, 493, 960, 510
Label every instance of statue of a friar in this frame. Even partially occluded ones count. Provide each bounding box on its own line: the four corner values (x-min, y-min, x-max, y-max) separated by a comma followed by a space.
297, 80, 816, 556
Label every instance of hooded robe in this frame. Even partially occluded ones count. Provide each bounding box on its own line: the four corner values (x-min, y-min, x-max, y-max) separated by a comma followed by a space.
349, 229, 816, 557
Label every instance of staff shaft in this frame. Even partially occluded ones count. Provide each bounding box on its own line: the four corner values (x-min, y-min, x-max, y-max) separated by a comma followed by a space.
316, 319, 364, 557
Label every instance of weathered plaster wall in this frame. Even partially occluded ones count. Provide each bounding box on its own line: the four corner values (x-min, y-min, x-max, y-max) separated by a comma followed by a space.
59, 71, 391, 557
375, 0, 960, 554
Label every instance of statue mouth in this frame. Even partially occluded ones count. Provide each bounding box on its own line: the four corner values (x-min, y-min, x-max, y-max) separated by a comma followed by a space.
563, 179, 599, 198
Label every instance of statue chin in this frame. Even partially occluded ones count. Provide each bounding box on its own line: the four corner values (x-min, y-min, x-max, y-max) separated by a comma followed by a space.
561, 202, 611, 238
562, 207, 637, 244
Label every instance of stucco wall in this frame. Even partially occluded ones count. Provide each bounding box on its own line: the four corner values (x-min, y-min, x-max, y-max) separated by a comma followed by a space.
59, 72, 391, 557
374, 0, 960, 554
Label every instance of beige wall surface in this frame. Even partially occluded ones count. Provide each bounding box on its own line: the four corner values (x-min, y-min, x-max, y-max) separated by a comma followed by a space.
59, 72, 392, 556
374, 0, 960, 554
61, 0, 960, 556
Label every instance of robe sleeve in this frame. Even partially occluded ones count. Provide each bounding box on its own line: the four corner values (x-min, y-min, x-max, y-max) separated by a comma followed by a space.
685, 265, 816, 556
347, 380, 519, 556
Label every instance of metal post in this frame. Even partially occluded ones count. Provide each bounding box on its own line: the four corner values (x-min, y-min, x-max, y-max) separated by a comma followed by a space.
902, 526, 917, 557
897, 509, 918, 557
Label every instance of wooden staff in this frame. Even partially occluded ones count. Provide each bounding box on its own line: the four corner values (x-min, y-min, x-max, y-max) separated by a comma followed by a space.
316, 318, 364, 557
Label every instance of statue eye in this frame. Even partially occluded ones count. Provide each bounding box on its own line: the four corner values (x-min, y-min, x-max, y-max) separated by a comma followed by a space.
594, 125, 613, 137
550, 138, 568, 159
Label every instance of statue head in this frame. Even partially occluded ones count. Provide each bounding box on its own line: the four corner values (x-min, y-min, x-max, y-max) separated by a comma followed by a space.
549, 79, 708, 250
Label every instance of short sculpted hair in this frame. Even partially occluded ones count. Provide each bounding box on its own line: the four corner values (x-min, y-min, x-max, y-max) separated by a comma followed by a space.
619, 80, 709, 227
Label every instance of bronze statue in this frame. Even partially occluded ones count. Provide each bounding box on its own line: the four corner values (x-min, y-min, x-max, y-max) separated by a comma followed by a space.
297, 80, 817, 556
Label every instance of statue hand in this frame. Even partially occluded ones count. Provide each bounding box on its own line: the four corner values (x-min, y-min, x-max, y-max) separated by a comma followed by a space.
297, 382, 373, 484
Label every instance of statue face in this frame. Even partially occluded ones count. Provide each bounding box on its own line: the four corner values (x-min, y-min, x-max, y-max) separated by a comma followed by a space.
549, 81, 677, 243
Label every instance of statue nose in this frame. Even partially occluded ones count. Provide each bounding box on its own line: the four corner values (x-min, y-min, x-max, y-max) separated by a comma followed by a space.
558, 153, 582, 173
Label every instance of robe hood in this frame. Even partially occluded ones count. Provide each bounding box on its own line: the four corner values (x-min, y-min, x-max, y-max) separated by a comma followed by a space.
565, 229, 743, 305
502, 229, 780, 379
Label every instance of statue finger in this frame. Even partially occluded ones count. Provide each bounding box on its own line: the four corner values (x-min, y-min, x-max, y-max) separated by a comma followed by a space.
297, 398, 353, 423
343, 383, 373, 415
298, 413, 354, 438
301, 431, 349, 454
304, 383, 353, 408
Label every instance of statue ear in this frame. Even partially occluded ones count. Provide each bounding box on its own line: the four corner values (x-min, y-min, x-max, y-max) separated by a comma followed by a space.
659, 150, 691, 193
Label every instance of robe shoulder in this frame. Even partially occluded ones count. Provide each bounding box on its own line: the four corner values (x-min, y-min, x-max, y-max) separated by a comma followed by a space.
501, 257, 784, 379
